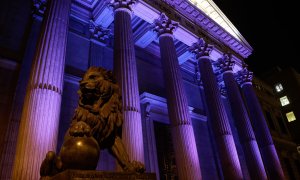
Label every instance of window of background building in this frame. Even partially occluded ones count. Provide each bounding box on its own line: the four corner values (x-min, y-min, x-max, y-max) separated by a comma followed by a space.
280, 96, 290, 106
286, 112, 296, 122
275, 83, 283, 92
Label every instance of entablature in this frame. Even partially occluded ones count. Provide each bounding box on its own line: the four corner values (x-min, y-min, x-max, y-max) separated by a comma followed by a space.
70, 0, 251, 72
140, 92, 207, 121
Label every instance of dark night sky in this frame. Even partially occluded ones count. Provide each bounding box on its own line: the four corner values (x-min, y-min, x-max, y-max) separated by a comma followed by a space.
212, 0, 300, 77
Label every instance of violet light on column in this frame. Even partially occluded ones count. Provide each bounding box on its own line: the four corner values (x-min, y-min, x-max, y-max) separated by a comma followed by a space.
111, 0, 144, 164
0, 1, 46, 179
12, 0, 71, 179
215, 54, 267, 179
153, 13, 202, 180
189, 39, 243, 179
236, 66, 285, 179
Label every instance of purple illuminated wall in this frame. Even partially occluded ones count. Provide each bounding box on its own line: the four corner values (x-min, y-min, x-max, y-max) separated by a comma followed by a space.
0, 0, 291, 179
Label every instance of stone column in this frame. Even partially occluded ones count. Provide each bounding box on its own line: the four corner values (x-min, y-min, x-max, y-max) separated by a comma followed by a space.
153, 14, 202, 180
236, 66, 285, 179
215, 54, 267, 179
11, 0, 71, 179
189, 39, 243, 179
111, 0, 144, 164
0, 1, 46, 179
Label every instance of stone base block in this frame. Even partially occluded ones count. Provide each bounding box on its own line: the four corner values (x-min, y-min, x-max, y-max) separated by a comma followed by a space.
42, 170, 156, 180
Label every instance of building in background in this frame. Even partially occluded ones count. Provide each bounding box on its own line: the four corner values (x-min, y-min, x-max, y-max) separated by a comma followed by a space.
262, 67, 300, 146
0, 0, 297, 179
253, 77, 300, 179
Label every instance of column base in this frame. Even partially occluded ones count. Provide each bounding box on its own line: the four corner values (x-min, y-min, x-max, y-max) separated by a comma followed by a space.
41, 170, 156, 180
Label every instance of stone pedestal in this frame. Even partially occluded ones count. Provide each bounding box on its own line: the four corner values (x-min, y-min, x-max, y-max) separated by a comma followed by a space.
42, 170, 156, 180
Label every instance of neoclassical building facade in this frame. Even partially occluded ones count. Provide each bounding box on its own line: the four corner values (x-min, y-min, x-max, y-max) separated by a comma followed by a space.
0, 0, 286, 179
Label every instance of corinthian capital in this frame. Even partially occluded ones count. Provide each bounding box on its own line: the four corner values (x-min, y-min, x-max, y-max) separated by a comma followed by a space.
189, 38, 213, 59
89, 20, 111, 42
215, 53, 235, 73
110, 0, 136, 11
236, 66, 253, 86
152, 13, 179, 36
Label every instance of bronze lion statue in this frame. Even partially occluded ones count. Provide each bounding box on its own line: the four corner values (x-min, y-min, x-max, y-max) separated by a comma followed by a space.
40, 67, 145, 177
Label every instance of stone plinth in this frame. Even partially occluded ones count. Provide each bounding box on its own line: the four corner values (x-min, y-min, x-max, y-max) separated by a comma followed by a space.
42, 170, 156, 180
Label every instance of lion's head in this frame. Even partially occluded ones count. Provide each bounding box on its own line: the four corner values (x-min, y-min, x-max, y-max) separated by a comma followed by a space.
73, 67, 123, 144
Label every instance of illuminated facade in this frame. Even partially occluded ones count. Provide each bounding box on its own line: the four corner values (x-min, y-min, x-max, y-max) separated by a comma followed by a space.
0, 0, 290, 179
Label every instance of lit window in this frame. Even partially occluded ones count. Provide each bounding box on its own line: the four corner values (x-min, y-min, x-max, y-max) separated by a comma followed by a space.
280, 96, 290, 106
286, 112, 296, 122
275, 83, 283, 92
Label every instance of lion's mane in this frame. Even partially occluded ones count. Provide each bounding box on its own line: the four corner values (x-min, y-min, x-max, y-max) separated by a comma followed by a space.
71, 67, 123, 146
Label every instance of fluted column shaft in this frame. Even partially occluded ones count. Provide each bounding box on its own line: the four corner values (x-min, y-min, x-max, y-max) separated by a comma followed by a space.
240, 82, 284, 179
198, 56, 242, 179
12, 0, 71, 179
222, 71, 267, 179
0, 10, 44, 180
159, 33, 202, 180
189, 39, 243, 179
113, 6, 144, 163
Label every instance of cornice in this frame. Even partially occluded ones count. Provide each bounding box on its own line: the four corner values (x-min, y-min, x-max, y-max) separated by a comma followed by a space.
71, 0, 252, 61
146, 0, 252, 58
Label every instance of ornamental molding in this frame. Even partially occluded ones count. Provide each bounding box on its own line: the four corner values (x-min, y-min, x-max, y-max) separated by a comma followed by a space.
140, 92, 207, 121
89, 20, 112, 42
139, 0, 252, 58
71, 0, 252, 58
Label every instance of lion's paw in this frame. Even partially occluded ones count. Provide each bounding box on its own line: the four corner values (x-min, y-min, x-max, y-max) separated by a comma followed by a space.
131, 161, 145, 173
40, 151, 63, 177
124, 161, 145, 173
69, 121, 91, 137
